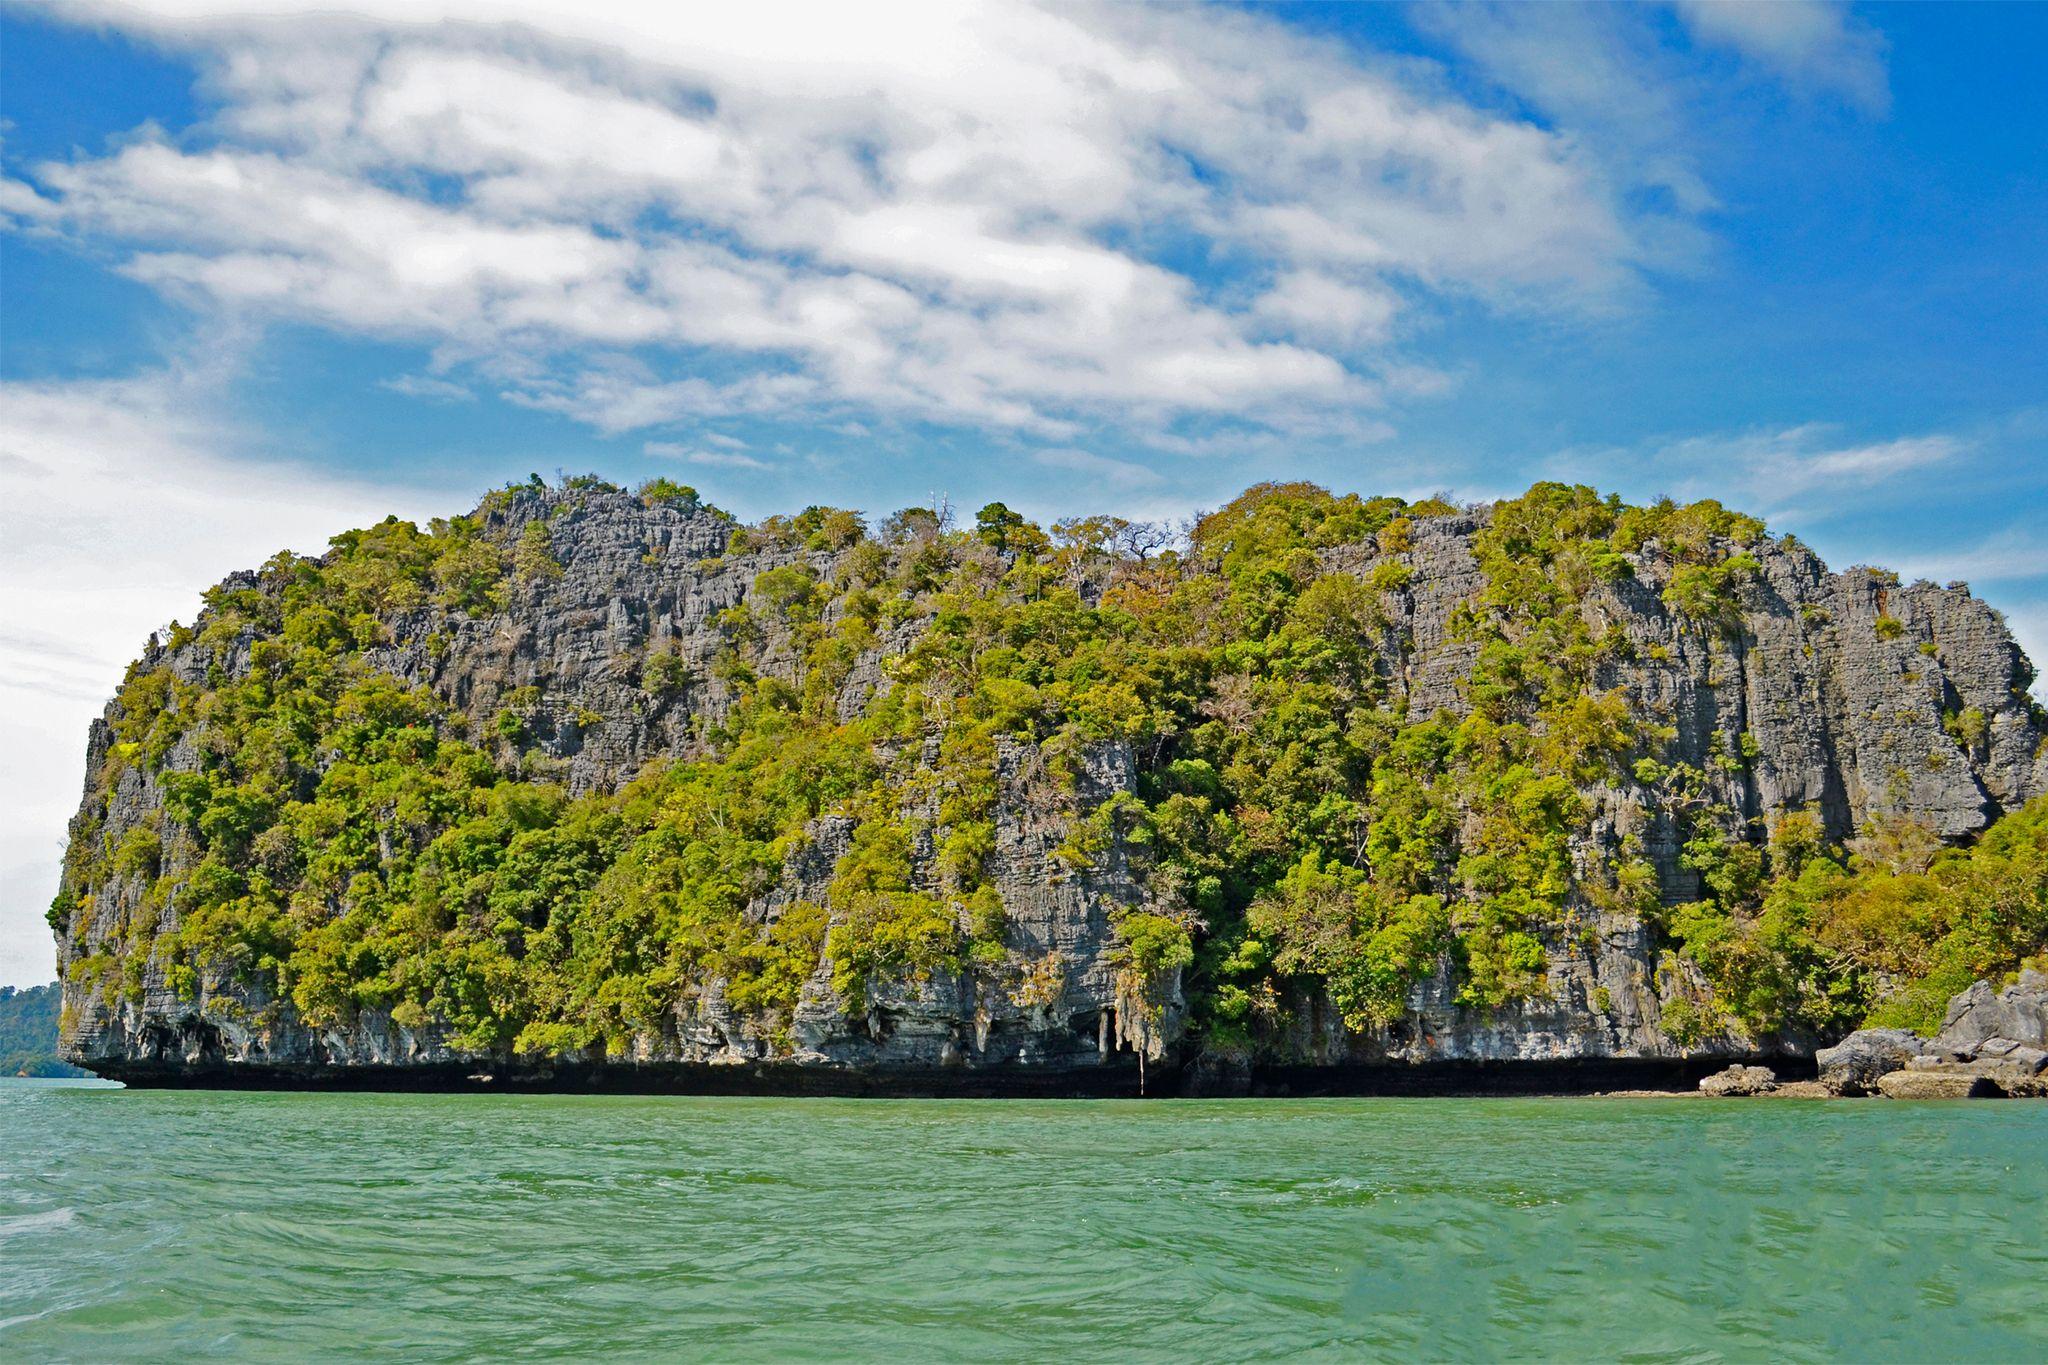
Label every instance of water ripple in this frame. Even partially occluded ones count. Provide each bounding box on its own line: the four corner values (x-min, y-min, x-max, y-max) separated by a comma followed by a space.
1, 1080, 2044, 1360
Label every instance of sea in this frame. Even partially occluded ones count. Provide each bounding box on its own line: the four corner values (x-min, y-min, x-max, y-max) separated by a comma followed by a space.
1, 1078, 2042, 1361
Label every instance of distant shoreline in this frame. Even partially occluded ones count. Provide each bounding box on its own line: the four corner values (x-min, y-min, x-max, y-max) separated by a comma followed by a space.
0, 983, 84, 1079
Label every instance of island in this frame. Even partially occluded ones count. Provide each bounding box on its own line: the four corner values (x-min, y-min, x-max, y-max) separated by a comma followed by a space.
51, 479, 2048, 1094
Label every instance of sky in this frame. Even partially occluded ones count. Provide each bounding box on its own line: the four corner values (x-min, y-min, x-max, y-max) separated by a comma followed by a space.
1, 0, 2044, 986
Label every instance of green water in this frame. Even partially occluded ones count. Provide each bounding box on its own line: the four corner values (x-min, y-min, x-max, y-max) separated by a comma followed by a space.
2, 1080, 2043, 1361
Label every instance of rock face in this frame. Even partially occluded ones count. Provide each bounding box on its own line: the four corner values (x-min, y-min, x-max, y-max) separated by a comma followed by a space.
51, 486, 2048, 1092
62, 732, 1166, 1093
1824, 970, 2048, 1098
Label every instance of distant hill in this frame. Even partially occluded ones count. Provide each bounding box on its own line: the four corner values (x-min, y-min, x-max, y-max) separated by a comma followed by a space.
1, 985, 87, 1077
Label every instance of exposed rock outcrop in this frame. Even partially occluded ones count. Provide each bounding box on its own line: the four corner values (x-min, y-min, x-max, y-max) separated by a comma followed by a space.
1935, 970, 2048, 1050
1824, 970, 2048, 1098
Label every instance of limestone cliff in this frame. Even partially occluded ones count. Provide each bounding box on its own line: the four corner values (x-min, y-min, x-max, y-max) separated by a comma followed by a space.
52, 481, 2048, 1092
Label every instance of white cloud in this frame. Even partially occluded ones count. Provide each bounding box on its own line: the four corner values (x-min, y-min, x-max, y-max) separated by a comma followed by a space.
0, 364, 450, 986
380, 372, 478, 403
1893, 529, 2048, 586
1792, 433, 1964, 481
1561, 422, 1964, 512
1031, 446, 1162, 489
1670, 0, 1890, 113
1418, 0, 1894, 278
17, 0, 1693, 447
1413, 2, 1719, 218
1251, 271, 1401, 350
644, 440, 772, 471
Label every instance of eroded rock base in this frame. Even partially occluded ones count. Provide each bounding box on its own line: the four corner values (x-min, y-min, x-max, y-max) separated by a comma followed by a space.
88, 1053, 1819, 1099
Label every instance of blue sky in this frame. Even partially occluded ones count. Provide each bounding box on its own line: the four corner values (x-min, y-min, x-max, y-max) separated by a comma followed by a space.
1, 1, 2044, 983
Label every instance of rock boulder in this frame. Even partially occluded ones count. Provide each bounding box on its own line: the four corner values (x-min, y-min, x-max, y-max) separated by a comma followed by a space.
1875, 1070, 2002, 1100
1699, 1064, 1779, 1097
1816, 1029, 1927, 1096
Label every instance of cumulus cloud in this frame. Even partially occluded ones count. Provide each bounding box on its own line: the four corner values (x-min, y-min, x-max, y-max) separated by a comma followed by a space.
0, 363, 452, 985
13, 0, 1697, 449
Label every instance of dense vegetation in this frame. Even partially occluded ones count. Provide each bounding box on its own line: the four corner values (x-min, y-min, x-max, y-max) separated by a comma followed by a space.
1, 984, 84, 1077
54, 477, 2048, 1059
1668, 797, 2047, 1035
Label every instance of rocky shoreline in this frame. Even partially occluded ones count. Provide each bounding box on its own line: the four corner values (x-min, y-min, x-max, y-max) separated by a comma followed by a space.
1686, 970, 2048, 1100
71, 971, 2046, 1101
86, 1050, 1813, 1098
